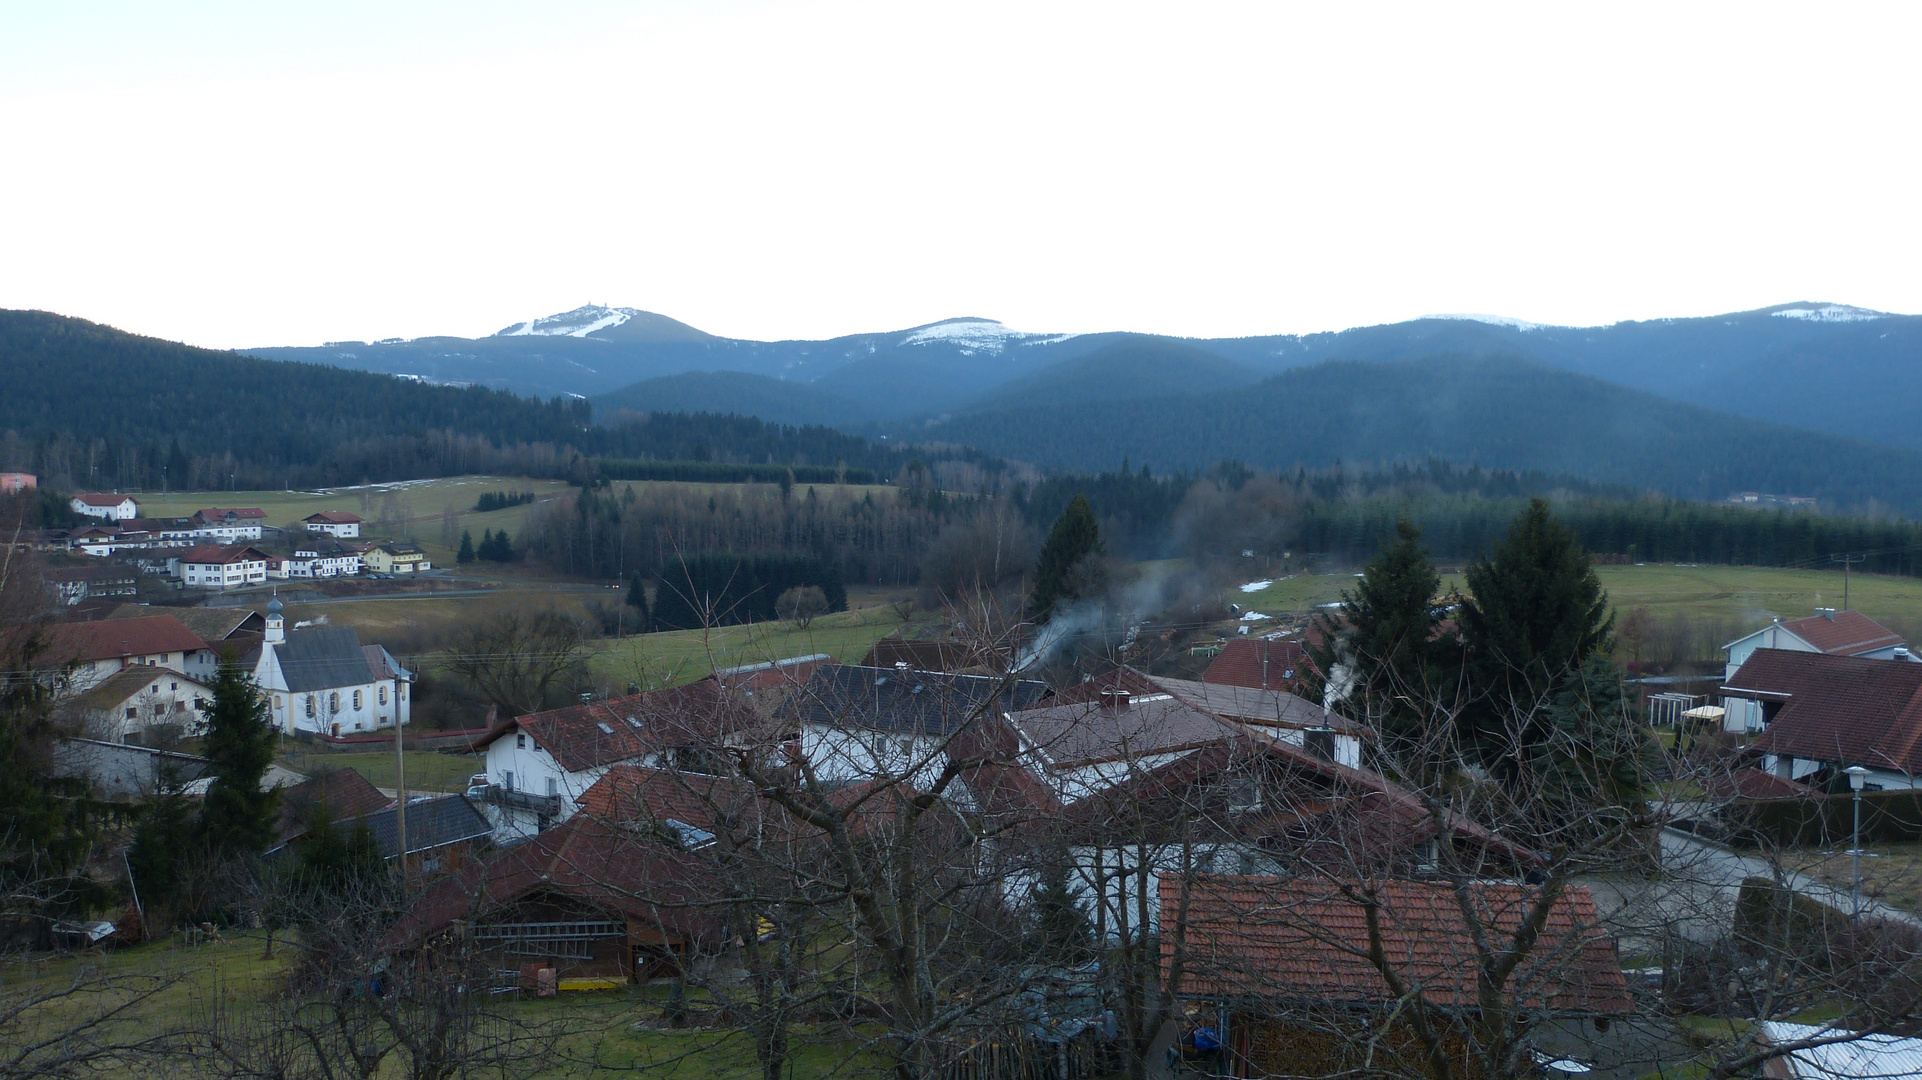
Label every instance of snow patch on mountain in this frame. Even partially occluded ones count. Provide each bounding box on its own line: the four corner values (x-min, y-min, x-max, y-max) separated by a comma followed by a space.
1770, 304, 1888, 323
902, 318, 1079, 353
1423, 313, 1552, 332
498, 305, 637, 338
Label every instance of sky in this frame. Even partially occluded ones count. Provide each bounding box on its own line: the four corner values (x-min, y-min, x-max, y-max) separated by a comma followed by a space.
2, 1, 1920, 349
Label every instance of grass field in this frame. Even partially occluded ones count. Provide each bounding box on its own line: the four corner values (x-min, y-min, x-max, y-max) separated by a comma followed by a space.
1233, 563, 1922, 628
276, 745, 481, 793
590, 602, 913, 688
1, 933, 886, 1079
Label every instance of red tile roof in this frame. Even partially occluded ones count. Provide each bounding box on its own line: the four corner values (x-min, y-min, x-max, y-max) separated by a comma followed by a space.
1704, 767, 1816, 801
73, 493, 133, 507
193, 507, 267, 521
387, 813, 723, 949
1729, 649, 1922, 774
303, 511, 363, 524
44, 615, 208, 663
1202, 638, 1310, 691
274, 767, 394, 848
473, 682, 758, 774
577, 764, 911, 842
1779, 610, 1905, 656
1166, 875, 1631, 1014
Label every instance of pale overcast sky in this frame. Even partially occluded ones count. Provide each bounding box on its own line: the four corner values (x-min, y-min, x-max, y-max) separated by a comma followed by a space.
2, 1, 1917, 348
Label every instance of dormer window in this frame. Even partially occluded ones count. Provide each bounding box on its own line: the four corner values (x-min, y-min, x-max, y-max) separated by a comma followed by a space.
597, 721, 614, 734
626, 717, 642, 729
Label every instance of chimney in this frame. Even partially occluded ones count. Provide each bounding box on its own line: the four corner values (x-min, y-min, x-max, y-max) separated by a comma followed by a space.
1898, 647, 1912, 662
1100, 688, 1131, 710
895, 661, 910, 672
1818, 607, 1837, 620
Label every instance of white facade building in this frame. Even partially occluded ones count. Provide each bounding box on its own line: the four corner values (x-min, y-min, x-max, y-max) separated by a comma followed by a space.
71, 494, 139, 520
176, 544, 270, 590
253, 600, 411, 736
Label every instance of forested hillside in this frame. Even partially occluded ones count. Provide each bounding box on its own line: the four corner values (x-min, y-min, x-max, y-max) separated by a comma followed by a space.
930, 355, 1922, 515
0, 311, 979, 490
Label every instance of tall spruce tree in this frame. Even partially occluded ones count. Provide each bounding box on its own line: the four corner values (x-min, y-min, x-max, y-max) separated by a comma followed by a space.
1460, 498, 1614, 754
198, 659, 281, 858
625, 571, 651, 631
1029, 494, 1104, 623
1529, 654, 1655, 834
456, 530, 475, 565
1308, 517, 1450, 741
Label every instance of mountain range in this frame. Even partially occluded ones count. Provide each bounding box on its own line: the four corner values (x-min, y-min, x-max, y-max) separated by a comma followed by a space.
248, 301, 1922, 456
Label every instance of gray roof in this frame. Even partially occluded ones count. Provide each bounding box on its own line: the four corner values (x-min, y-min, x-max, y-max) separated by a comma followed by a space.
352, 795, 491, 858
779, 664, 1051, 737
275, 627, 375, 692
1153, 677, 1364, 734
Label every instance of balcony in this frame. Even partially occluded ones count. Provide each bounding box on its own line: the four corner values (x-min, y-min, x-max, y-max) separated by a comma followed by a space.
476, 785, 561, 818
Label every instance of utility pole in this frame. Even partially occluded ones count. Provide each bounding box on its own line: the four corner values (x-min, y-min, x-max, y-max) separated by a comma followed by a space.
1831, 553, 1866, 610
394, 667, 408, 886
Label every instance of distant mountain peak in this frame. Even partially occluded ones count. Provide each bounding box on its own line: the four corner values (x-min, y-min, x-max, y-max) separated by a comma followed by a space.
492, 305, 714, 344
900, 317, 1077, 353
1768, 303, 1889, 324
496, 304, 637, 338
1420, 313, 1557, 332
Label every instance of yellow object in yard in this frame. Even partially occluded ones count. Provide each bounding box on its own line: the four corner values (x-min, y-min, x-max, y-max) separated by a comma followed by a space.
557, 976, 625, 992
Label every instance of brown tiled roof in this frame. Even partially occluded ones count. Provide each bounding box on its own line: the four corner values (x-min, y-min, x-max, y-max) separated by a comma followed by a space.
176, 544, 269, 565
1154, 676, 1364, 734
60, 666, 210, 713
44, 615, 207, 663
112, 605, 262, 642
1202, 638, 1310, 691
861, 637, 995, 673
473, 682, 758, 774
1704, 767, 1816, 801
778, 664, 1050, 738
576, 764, 910, 843
387, 814, 723, 949
1167, 875, 1631, 1014
193, 507, 267, 521
303, 511, 363, 524
1777, 610, 1906, 656
74, 493, 133, 507
1730, 649, 1922, 774
274, 767, 393, 848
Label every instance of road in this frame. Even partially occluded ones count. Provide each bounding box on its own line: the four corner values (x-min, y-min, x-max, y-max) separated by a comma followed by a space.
1658, 826, 1922, 930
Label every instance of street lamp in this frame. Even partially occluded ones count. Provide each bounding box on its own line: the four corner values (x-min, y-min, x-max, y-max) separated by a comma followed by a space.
1846, 765, 1870, 898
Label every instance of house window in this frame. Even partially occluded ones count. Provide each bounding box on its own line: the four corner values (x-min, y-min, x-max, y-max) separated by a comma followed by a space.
329, 692, 341, 714
546, 777, 559, 797
503, 770, 515, 791
353, 690, 363, 710
274, 694, 283, 709
305, 695, 317, 718
379, 686, 388, 706
516, 733, 527, 750
126, 707, 137, 720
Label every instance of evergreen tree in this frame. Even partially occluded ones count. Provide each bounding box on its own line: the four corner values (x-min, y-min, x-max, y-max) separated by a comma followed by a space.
1308, 517, 1451, 741
125, 782, 201, 918
0, 623, 113, 916
1028, 861, 1092, 964
1460, 498, 1614, 752
1029, 494, 1104, 623
287, 807, 386, 894
1528, 654, 1655, 833
625, 571, 651, 632
198, 659, 281, 858
456, 530, 475, 565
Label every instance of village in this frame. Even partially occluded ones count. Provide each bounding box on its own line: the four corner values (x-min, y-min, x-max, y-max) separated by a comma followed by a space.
7, 470, 1922, 1080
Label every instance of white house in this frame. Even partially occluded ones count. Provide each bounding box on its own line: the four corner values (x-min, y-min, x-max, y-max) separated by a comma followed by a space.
253, 599, 411, 737
291, 538, 363, 577
43, 615, 214, 692
71, 494, 138, 521
774, 664, 1051, 789
302, 511, 363, 538
1722, 610, 1913, 732
59, 666, 214, 745
175, 544, 270, 590
191, 508, 266, 542
471, 683, 756, 840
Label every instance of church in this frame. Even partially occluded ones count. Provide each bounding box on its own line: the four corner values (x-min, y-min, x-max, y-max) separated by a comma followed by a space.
251, 597, 412, 736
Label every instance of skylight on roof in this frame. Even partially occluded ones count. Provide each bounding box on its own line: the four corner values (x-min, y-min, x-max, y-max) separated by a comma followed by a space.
663, 818, 716, 849
626, 717, 642, 729
596, 721, 614, 734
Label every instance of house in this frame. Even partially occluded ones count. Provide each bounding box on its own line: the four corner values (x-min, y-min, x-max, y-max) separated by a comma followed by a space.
253, 599, 412, 736
301, 510, 363, 538
1166, 875, 1632, 1078
269, 767, 394, 856
71, 493, 139, 521
57, 666, 213, 745
43, 563, 138, 606
51, 738, 210, 797
470, 682, 759, 840
1722, 610, 1914, 732
111, 604, 264, 654
0, 472, 35, 494
364, 543, 431, 574
707, 652, 832, 701
175, 544, 270, 591
190, 507, 267, 541
1201, 636, 1311, 693
775, 664, 1051, 787
387, 811, 725, 988
859, 637, 1002, 674
1070, 669, 1365, 768
352, 795, 493, 878
40, 614, 214, 691
290, 536, 363, 578
1725, 648, 1922, 789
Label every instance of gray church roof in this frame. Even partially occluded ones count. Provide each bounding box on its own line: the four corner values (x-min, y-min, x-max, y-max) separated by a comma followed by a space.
275, 627, 376, 693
